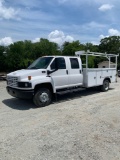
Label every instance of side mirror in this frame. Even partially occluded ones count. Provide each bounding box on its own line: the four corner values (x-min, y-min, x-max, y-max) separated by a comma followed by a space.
47, 69, 58, 75
47, 70, 51, 75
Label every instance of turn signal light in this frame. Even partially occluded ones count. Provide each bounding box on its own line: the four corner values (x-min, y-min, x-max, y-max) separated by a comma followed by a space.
28, 76, 31, 80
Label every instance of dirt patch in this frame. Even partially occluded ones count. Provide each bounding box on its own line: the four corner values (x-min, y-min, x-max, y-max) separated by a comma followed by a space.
0, 79, 120, 160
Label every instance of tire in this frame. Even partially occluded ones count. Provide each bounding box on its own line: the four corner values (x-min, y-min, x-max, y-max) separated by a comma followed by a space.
101, 80, 109, 92
33, 88, 52, 107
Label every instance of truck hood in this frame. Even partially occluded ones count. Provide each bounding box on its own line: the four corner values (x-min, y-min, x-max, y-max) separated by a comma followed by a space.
7, 69, 47, 80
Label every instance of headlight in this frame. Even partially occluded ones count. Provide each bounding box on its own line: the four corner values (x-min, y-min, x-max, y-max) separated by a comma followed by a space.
18, 82, 32, 88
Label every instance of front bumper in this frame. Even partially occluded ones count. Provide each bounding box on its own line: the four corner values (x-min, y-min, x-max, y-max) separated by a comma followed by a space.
6, 86, 34, 99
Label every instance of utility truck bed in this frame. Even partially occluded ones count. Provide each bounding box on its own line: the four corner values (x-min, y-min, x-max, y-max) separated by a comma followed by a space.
83, 68, 116, 87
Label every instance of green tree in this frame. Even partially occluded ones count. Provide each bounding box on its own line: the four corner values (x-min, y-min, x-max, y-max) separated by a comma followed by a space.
0, 46, 7, 72
40, 38, 59, 55
1, 36, 120, 72
62, 41, 85, 56
99, 36, 120, 68
33, 38, 60, 58
3, 39, 60, 71
85, 43, 99, 52
5, 41, 26, 71
99, 36, 120, 53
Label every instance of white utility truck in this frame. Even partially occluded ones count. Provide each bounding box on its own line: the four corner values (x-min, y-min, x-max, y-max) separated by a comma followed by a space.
6, 51, 118, 107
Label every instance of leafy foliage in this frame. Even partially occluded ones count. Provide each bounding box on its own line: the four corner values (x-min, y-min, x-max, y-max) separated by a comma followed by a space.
99, 36, 120, 68
0, 36, 120, 72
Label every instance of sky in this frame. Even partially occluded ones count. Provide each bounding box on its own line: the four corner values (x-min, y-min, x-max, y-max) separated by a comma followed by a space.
0, 0, 120, 46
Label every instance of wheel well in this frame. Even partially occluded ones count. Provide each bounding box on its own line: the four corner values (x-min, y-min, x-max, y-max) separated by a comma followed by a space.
103, 77, 111, 83
34, 83, 53, 93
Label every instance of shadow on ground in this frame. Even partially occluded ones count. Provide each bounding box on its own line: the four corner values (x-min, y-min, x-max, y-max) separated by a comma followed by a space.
2, 98, 35, 110
2, 87, 114, 110
53, 87, 114, 103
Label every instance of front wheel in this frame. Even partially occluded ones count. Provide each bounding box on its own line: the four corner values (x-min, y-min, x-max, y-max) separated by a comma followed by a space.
33, 88, 52, 107
101, 80, 109, 92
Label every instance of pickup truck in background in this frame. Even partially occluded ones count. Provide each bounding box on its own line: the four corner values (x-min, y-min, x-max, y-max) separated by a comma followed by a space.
6, 51, 118, 107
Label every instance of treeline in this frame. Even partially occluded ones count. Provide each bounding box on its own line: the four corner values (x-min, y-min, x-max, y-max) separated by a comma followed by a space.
0, 36, 120, 72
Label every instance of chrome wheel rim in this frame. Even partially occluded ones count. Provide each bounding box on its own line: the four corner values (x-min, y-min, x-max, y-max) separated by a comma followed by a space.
39, 93, 49, 103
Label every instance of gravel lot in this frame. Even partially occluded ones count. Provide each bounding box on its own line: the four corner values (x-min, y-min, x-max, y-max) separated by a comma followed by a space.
0, 79, 120, 160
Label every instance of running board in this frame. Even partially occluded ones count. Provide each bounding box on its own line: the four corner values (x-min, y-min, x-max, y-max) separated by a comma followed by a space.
56, 87, 85, 95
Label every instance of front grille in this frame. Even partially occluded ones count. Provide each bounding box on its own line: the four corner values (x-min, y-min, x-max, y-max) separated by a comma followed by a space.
7, 76, 18, 87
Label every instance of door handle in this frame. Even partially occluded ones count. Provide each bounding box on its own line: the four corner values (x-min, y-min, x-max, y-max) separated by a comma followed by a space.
66, 70, 68, 74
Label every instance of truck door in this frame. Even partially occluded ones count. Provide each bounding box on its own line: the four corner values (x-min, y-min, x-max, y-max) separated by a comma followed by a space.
49, 57, 69, 89
68, 57, 83, 86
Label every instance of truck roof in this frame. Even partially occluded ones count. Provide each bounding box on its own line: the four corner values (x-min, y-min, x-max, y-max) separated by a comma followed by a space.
43, 55, 78, 58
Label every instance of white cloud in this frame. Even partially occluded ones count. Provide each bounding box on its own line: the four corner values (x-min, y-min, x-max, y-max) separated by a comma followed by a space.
32, 38, 40, 43
99, 28, 120, 41
48, 30, 74, 45
99, 4, 114, 11
0, 37, 13, 46
108, 28, 120, 36
91, 41, 99, 45
0, 0, 19, 20
65, 35, 74, 42
99, 34, 105, 39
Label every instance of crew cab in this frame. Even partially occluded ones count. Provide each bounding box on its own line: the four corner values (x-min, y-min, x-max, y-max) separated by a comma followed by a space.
6, 51, 118, 107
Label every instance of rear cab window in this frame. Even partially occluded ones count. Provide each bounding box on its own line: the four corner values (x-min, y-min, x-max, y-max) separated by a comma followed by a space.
70, 58, 79, 69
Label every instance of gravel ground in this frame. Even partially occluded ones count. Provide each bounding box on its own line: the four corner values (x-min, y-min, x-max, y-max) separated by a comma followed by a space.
0, 79, 120, 160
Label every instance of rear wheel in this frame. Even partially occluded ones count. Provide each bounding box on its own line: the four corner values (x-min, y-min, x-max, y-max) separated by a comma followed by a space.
33, 88, 52, 107
101, 80, 109, 92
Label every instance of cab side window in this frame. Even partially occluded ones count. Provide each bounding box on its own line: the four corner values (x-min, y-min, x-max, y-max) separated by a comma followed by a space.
70, 58, 79, 69
50, 57, 66, 70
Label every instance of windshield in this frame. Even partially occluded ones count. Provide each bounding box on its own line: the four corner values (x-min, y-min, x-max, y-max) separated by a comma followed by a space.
28, 57, 54, 69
